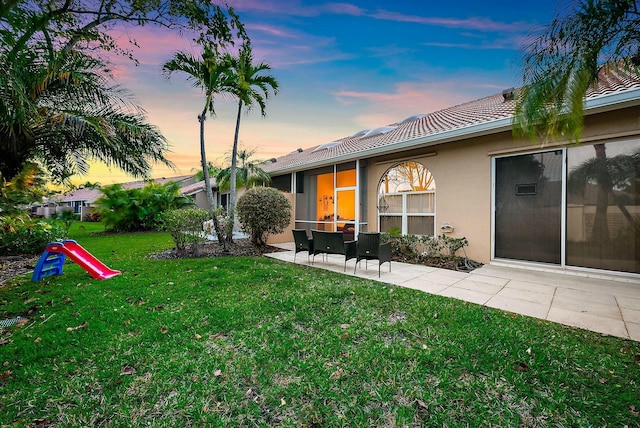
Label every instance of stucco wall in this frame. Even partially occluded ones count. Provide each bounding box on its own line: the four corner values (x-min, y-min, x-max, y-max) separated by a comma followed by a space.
364, 106, 640, 264
265, 191, 296, 244
366, 134, 506, 264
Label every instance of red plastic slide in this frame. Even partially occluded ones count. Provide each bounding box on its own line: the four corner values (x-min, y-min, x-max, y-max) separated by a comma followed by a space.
54, 240, 120, 280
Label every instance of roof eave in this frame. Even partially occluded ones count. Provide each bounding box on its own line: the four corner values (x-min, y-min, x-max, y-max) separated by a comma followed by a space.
269, 116, 513, 175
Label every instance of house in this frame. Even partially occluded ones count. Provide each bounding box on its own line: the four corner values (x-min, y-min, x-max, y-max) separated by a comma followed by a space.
262, 69, 640, 278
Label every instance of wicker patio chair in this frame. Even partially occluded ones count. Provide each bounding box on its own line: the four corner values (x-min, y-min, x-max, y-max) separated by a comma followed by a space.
311, 230, 356, 272
292, 229, 314, 263
354, 232, 391, 277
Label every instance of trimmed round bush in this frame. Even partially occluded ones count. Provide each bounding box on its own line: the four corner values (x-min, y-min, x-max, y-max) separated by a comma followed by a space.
237, 187, 291, 246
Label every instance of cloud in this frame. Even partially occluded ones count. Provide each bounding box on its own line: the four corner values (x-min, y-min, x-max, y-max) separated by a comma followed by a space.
231, 0, 531, 33
370, 10, 530, 33
230, 0, 365, 17
332, 80, 488, 128
422, 40, 513, 50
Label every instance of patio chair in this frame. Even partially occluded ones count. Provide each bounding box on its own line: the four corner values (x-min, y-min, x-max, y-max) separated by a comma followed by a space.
311, 230, 357, 272
354, 232, 391, 277
292, 229, 314, 263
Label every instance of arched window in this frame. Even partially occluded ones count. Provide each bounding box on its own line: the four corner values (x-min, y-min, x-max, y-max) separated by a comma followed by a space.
377, 161, 436, 235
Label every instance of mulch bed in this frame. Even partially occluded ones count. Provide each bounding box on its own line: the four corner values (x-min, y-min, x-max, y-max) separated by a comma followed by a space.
0, 255, 40, 286
392, 254, 483, 272
150, 238, 286, 260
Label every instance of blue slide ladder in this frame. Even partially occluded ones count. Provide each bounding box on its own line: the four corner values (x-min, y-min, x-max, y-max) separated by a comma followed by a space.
32, 242, 66, 281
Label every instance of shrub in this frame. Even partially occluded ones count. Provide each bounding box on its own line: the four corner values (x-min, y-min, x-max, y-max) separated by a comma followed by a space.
161, 208, 210, 253
382, 233, 469, 260
0, 214, 66, 255
237, 187, 291, 246
83, 211, 101, 222
440, 235, 469, 257
49, 209, 77, 234
203, 207, 233, 246
96, 182, 192, 232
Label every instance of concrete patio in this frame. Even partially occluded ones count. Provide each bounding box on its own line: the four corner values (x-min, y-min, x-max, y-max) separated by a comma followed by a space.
266, 243, 640, 341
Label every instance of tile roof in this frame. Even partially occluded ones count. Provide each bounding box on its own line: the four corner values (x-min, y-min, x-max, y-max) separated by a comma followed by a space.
263, 68, 640, 175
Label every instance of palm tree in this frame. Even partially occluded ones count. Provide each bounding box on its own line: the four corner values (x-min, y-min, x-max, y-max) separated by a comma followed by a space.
514, 0, 640, 141
162, 44, 235, 212
215, 146, 271, 191
226, 44, 279, 241
514, 0, 640, 247
0, 47, 171, 183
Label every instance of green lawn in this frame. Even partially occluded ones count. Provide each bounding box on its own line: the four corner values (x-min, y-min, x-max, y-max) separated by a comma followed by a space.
0, 224, 639, 427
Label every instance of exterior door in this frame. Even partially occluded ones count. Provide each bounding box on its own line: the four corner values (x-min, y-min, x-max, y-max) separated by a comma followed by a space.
494, 151, 563, 264
336, 189, 356, 239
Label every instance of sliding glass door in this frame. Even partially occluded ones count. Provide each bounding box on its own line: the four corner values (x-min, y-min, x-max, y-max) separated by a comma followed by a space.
494, 151, 563, 264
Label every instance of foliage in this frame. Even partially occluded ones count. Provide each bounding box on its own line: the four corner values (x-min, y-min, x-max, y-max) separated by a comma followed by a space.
0, 163, 49, 215
381, 233, 470, 259
49, 209, 78, 235
236, 187, 291, 246
0, 213, 66, 255
227, 44, 279, 242
161, 207, 210, 253
96, 182, 192, 232
204, 206, 234, 247
0, 0, 248, 182
2, 1, 247, 63
83, 211, 102, 222
215, 146, 271, 191
515, 0, 640, 141
0, 228, 638, 426
0, 46, 172, 182
193, 162, 220, 182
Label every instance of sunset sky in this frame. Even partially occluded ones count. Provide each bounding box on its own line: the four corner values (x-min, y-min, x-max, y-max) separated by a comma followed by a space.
84, 0, 562, 185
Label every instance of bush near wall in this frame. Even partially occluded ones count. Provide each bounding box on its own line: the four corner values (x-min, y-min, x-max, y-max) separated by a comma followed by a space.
381, 233, 479, 271
237, 187, 291, 246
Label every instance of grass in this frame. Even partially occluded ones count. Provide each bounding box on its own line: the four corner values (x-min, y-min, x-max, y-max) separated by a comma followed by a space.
0, 223, 639, 426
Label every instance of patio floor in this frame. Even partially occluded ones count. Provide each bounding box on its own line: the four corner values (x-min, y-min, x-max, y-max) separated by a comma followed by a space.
265, 243, 640, 342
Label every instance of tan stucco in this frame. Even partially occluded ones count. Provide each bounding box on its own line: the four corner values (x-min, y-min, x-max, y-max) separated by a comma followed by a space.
364, 106, 640, 264
266, 192, 295, 244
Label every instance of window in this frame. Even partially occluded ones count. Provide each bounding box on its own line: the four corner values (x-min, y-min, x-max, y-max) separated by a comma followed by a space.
294, 162, 361, 236
378, 161, 436, 236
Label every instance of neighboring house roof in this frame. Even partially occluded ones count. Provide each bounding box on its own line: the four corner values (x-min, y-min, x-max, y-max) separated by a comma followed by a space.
120, 175, 194, 190
263, 68, 640, 175
180, 179, 218, 195
181, 180, 206, 195
51, 188, 103, 204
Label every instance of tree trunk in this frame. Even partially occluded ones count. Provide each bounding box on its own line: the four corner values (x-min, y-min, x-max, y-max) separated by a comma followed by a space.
199, 109, 216, 212
227, 100, 243, 243
591, 143, 611, 242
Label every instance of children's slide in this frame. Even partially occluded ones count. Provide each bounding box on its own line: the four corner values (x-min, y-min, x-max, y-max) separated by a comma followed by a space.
32, 240, 121, 281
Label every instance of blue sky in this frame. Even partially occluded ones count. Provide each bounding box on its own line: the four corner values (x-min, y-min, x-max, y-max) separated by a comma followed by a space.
89, 0, 563, 184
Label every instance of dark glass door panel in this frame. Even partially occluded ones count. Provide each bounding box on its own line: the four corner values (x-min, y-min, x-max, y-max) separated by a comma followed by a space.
495, 151, 563, 264
566, 141, 640, 274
